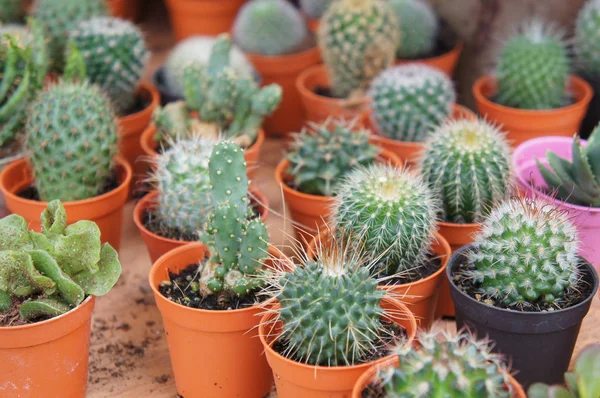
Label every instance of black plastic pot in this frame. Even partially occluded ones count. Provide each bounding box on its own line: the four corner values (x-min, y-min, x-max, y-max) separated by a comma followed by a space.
447, 245, 599, 389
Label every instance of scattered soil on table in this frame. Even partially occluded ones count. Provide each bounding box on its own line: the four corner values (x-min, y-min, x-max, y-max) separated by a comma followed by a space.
17, 171, 120, 201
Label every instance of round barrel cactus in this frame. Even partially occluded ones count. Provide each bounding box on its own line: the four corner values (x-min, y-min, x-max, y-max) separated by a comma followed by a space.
575, 0, 600, 77
389, 0, 439, 59
299, 0, 334, 19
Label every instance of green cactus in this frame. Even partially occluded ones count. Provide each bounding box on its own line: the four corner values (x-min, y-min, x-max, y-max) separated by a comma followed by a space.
389, 0, 439, 59
496, 19, 570, 110
68, 16, 149, 115
0, 200, 121, 321
26, 80, 118, 202
575, 0, 600, 77
419, 119, 513, 223
318, 0, 400, 98
0, 0, 23, 23
299, 0, 334, 19
368, 64, 455, 141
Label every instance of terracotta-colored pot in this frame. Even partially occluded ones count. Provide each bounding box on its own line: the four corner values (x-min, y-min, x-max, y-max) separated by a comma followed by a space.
165, 0, 246, 41
0, 157, 131, 251
306, 17, 320, 33
473, 75, 593, 147
134, 189, 270, 263
246, 46, 321, 136
0, 296, 95, 398
107, 0, 140, 21
395, 40, 464, 77
149, 243, 292, 398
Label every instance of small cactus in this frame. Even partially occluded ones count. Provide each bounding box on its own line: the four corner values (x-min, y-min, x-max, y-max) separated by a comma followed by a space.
299, 0, 334, 19
575, 0, 600, 77
389, 0, 439, 59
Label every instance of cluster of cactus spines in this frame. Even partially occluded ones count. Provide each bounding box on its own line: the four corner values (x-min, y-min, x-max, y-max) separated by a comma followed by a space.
68, 16, 150, 115
419, 119, 513, 223
465, 197, 580, 308
381, 328, 511, 397
0, 200, 121, 321
233, 0, 309, 56
368, 64, 455, 142
0, 0, 23, 23
389, 0, 439, 59
575, 0, 600, 77
26, 80, 118, 202
496, 19, 570, 110
286, 119, 380, 196
318, 0, 400, 98
299, 0, 334, 18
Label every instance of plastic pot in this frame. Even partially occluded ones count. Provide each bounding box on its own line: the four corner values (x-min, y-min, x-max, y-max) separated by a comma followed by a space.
0, 157, 131, 251
447, 245, 599, 388
0, 150, 27, 219
0, 296, 95, 398
473, 75, 593, 147
395, 40, 464, 77
107, 0, 140, 21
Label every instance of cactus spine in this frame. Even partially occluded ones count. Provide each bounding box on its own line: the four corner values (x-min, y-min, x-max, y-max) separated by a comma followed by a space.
389, 0, 439, 59
575, 0, 600, 77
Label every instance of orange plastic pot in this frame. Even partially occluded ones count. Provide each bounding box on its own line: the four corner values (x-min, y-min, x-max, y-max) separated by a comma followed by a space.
259, 297, 417, 398
0, 157, 131, 251
0, 296, 95, 398
107, 0, 140, 21
165, 0, 246, 41
134, 189, 270, 263
395, 40, 464, 77
149, 243, 293, 398
473, 75, 593, 147
247, 46, 321, 136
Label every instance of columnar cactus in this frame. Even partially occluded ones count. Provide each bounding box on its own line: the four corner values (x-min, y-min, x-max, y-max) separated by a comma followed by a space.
233, 0, 309, 56
0, 200, 121, 321
575, 0, 600, 77
69, 16, 150, 115
26, 80, 118, 201
318, 0, 400, 98
299, 0, 334, 19
496, 19, 570, 110
0, 0, 23, 23
286, 119, 380, 196
368, 64, 455, 141
388, 0, 439, 59
419, 119, 513, 223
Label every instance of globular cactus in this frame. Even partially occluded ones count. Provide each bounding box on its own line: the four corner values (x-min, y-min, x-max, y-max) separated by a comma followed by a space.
496, 19, 570, 110
233, 0, 309, 56
368, 64, 455, 141
0, 200, 121, 321
389, 0, 439, 59
0, 0, 23, 23
318, 0, 400, 98
69, 16, 150, 115
333, 164, 438, 275
575, 0, 600, 77
464, 198, 580, 308
26, 80, 118, 202
299, 0, 334, 19
286, 119, 380, 196
419, 119, 513, 223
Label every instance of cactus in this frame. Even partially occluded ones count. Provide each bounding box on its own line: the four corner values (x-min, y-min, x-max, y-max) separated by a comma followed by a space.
496, 19, 570, 110
389, 0, 439, 59
68, 16, 150, 115
419, 119, 513, 223
233, 0, 309, 56
318, 0, 400, 98
0, 200, 121, 321
368, 64, 455, 141
333, 164, 438, 276
381, 328, 511, 397
286, 119, 380, 196
26, 80, 118, 202
463, 198, 580, 308
0, 0, 23, 23
575, 0, 600, 77
299, 0, 334, 19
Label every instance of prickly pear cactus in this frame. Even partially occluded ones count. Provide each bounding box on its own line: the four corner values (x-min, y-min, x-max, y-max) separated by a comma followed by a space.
575, 0, 600, 77
299, 0, 334, 18
368, 64, 455, 141
318, 0, 400, 98
389, 0, 439, 59
0, 0, 23, 23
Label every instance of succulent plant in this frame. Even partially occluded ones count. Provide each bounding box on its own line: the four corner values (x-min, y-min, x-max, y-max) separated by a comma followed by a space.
0, 0, 24, 23
496, 19, 570, 110
68, 16, 150, 115
318, 0, 400, 98
388, 0, 439, 59
26, 80, 118, 202
368, 64, 455, 142
575, 0, 600, 77
286, 119, 380, 196
233, 0, 309, 56
0, 200, 121, 321
299, 0, 334, 19
419, 119, 513, 223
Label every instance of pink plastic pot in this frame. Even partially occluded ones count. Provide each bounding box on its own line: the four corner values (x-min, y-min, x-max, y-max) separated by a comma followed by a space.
512, 136, 600, 269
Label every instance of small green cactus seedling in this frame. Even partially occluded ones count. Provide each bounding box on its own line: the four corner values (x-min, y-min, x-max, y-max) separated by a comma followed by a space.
318, 0, 400, 98
388, 0, 439, 59
419, 119, 513, 223
0, 200, 121, 321
0, 0, 23, 23
299, 0, 334, 19
575, 0, 600, 77
368, 64, 455, 142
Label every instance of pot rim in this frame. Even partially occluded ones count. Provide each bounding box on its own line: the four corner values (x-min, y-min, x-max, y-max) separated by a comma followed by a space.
397, 40, 464, 63
118, 82, 160, 131
243, 43, 320, 64
437, 220, 481, 230
295, 64, 372, 107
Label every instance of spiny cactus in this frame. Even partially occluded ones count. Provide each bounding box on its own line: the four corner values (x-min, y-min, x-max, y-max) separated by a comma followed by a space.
464, 198, 580, 308
496, 19, 570, 110
0, 0, 23, 23
233, 0, 309, 56
286, 119, 380, 196
299, 0, 334, 19
575, 0, 600, 77
69, 16, 150, 115
368, 64, 455, 141
318, 0, 400, 98
26, 80, 118, 202
419, 119, 513, 223
389, 0, 439, 59
333, 164, 438, 276
0, 200, 121, 321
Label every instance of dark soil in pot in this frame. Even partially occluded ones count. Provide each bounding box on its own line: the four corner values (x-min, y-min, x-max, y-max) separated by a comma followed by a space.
152, 66, 183, 106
